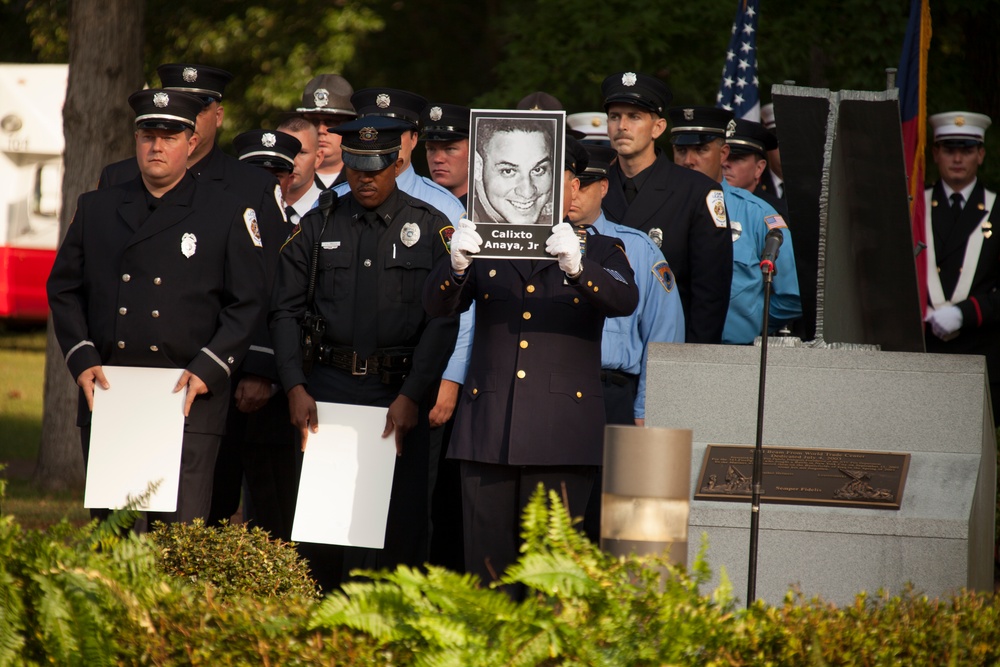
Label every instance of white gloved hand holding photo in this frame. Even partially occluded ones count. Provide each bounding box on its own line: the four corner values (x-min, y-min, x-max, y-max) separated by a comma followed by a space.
546, 222, 583, 277
450, 218, 482, 274
925, 304, 963, 340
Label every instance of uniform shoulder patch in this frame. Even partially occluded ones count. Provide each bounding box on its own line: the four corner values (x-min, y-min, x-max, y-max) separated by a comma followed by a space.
604, 267, 629, 285
440, 225, 455, 253
706, 189, 728, 228
764, 214, 787, 230
243, 208, 263, 247
652, 260, 674, 292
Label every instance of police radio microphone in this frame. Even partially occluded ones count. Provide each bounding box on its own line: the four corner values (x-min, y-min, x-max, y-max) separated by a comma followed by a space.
759, 228, 783, 275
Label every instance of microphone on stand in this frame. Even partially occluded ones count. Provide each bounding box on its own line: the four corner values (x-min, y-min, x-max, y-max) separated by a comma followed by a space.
759, 228, 784, 275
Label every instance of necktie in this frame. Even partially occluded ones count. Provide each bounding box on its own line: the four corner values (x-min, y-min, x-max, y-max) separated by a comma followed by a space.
950, 193, 964, 221
285, 205, 297, 224
623, 178, 638, 205
353, 212, 380, 359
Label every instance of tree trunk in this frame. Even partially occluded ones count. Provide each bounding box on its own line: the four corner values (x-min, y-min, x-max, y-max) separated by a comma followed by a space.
36, 0, 145, 493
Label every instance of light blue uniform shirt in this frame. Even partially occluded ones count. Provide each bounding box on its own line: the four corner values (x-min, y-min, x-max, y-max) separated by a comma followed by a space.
721, 180, 801, 344
595, 213, 685, 419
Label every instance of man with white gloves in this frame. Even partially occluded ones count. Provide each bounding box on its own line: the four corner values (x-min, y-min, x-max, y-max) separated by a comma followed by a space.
423, 137, 638, 589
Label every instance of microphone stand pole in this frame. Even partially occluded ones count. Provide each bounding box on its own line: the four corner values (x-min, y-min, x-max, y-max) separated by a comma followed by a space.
746, 266, 775, 607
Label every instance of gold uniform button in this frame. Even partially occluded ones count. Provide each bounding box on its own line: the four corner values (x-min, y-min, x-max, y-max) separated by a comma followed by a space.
121, 274, 131, 282
576, 391, 583, 399
117, 341, 125, 349
151, 310, 159, 318
593, 286, 599, 292
118, 307, 127, 315
573, 297, 580, 304
587, 280, 593, 287
489, 269, 497, 277
516, 370, 526, 379
445, 280, 451, 287
526, 285, 535, 293
153, 277, 162, 285
519, 340, 528, 349
522, 311, 531, 320
149, 345, 158, 352
440, 284, 446, 291
484, 293, 489, 299
472, 388, 478, 395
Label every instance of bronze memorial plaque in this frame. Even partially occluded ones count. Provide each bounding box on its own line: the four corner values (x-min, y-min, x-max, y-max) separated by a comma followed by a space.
694, 445, 909, 510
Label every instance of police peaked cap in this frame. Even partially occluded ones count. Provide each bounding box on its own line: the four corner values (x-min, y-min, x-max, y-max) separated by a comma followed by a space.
602, 72, 672, 116
578, 145, 618, 184
297, 74, 356, 117
334, 116, 411, 172
157, 63, 233, 102
727, 119, 778, 157
667, 106, 735, 145
233, 129, 301, 172
419, 103, 471, 142
351, 88, 427, 128
129, 89, 201, 131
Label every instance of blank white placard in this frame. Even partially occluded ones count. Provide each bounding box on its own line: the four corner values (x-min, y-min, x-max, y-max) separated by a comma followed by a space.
84, 365, 186, 512
291, 402, 395, 548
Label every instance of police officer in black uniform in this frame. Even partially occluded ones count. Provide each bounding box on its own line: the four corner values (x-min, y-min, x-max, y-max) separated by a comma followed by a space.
725, 119, 788, 217
47, 89, 267, 524
600, 71, 733, 344
270, 116, 459, 589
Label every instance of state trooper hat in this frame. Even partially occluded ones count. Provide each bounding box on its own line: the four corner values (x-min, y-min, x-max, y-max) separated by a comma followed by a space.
578, 144, 618, 185
727, 118, 778, 158
564, 136, 589, 176
351, 88, 427, 128
233, 129, 301, 172
129, 89, 201, 132
602, 72, 672, 116
516, 91, 563, 111
157, 63, 233, 104
296, 74, 356, 117
567, 111, 609, 143
419, 103, 470, 142
930, 111, 991, 147
334, 116, 411, 172
667, 106, 736, 145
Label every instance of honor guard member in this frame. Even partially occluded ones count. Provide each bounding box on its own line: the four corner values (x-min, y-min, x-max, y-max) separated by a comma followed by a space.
234, 128, 301, 203
421, 103, 471, 206
924, 111, 1000, 417
296, 74, 357, 189
567, 112, 611, 147
423, 137, 639, 589
600, 72, 734, 344
232, 127, 305, 540
47, 89, 267, 524
724, 119, 788, 218
270, 116, 459, 587
759, 103, 785, 200
276, 117, 324, 225
670, 106, 800, 344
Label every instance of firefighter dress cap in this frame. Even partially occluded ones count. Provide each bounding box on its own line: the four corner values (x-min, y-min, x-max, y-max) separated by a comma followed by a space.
930, 111, 992, 147
419, 103, 470, 142
667, 106, 735, 145
156, 63, 233, 104
516, 91, 564, 111
351, 88, 427, 128
334, 116, 411, 172
296, 74, 356, 117
601, 72, 672, 116
727, 118, 778, 158
564, 136, 589, 177
567, 112, 609, 144
578, 144, 618, 185
760, 103, 776, 130
129, 89, 202, 131
233, 129, 301, 172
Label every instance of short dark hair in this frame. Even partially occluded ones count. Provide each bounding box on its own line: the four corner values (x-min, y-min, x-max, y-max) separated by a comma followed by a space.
475, 118, 553, 159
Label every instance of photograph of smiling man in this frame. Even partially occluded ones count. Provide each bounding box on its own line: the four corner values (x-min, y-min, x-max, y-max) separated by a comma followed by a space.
468, 110, 564, 259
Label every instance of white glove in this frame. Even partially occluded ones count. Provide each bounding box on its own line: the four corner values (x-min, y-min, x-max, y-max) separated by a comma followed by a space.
545, 222, 583, 276
450, 218, 482, 274
925, 305, 963, 339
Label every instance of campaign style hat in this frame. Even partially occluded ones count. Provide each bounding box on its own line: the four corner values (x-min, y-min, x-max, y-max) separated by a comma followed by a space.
601, 72, 672, 116
930, 111, 991, 147
667, 106, 736, 145
156, 63, 233, 104
567, 112, 609, 143
564, 136, 589, 176
351, 88, 427, 128
334, 116, 411, 172
296, 74, 356, 117
233, 129, 301, 172
727, 119, 778, 158
129, 89, 202, 131
761, 103, 776, 130
419, 103, 470, 142
578, 145, 618, 185
516, 91, 563, 111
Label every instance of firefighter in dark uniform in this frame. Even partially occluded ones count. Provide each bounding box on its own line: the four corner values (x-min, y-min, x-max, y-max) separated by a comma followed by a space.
47, 89, 267, 524
422, 138, 639, 588
724, 119, 788, 218
600, 71, 733, 344
269, 116, 459, 590
924, 111, 1000, 418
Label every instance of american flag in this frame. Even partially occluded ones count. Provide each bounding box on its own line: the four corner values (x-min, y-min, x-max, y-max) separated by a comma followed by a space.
716, 0, 761, 121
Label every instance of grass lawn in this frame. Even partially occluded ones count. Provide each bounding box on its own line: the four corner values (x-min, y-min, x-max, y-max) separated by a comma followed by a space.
0, 325, 89, 528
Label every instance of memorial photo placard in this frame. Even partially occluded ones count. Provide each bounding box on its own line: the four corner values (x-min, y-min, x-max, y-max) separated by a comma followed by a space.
468, 109, 565, 260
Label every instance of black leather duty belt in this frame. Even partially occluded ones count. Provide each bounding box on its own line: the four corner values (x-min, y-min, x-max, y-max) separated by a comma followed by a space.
600, 369, 639, 387
316, 344, 414, 381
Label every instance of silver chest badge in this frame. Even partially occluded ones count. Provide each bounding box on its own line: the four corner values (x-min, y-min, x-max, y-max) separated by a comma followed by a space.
648, 227, 663, 248
180, 232, 197, 258
400, 222, 420, 247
